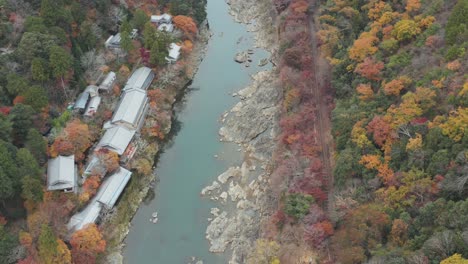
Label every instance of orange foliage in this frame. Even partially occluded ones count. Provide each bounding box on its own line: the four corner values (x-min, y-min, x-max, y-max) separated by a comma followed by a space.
359, 154, 382, 170
13, 95, 25, 105
349, 32, 379, 61
79, 176, 101, 203
173, 15, 198, 39
356, 83, 374, 100
383, 76, 411, 96
70, 224, 106, 256
291, 0, 309, 13
368, 1, 389, 20
447, 60, 461, 71
354, 57, 384, 81
390, 219, 408, 246
50, 119, 92, 161
405, 0, 421, 13
181, 40, 194, 54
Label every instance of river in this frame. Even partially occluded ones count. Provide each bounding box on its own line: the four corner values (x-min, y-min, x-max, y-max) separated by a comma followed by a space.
123, 0, 270, 263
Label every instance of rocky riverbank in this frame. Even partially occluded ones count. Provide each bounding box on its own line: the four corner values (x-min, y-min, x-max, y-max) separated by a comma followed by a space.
103, 23, 211, 264
203, 0, 280, 262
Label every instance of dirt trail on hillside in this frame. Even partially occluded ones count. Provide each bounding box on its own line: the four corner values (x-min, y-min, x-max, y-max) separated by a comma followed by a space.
308, 13, 335, 217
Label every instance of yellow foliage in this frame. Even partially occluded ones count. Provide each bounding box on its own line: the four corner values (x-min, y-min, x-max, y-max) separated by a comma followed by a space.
351, 121, 372, 148
406, 133, 423, 151
247, 239, 281, 264
349, 31, 379, 61
339, 6, 359, 18
392, 20, 421, 41
459, 81, 468, 96
378, 11, 398, 25
440, 254, 468, 264
439, 107, 468, 142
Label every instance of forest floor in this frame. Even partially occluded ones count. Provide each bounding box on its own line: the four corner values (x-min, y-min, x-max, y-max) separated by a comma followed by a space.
308, 14, 335, 218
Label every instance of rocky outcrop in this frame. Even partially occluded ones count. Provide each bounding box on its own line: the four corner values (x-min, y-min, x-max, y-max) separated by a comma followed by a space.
204, 0, 279, 262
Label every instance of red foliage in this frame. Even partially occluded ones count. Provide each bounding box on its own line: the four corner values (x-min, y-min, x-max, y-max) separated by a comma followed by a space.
0, 106, 11, 115
367, 115, 392, 147
354, 57, 384, 81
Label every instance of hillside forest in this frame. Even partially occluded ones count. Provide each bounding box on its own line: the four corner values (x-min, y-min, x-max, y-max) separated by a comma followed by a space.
248, 0, 468, 263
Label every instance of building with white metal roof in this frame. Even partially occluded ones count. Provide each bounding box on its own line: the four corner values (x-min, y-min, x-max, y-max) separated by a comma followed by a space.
96, 167, 132, 209
151, 13, 172, 24
96, 126, 136, 155
123, 67, 155, 91
166, 43, 181, 63
68, 202, 102, 232
99, 72, 116, 91
105, 33, 121, 49
47, 155, 76, 192
84, 96, 101, 117
111, 88, 149, 130
68, 167, 132, 231
74, 91, 90, 110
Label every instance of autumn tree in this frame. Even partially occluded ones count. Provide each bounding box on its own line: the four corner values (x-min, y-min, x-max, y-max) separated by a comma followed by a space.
356, 83, 374, 100
349, 32, 379, 61
50, 119, 92, 161
173, 15, 198, 39
440, 254, 468, 264
96, 149, 119, 173
70, 224, 106, 264
392, 19, 421, 41
438, 107, 468, 142
246, 239, 280, 264
354, 57, 384, 81
383, 76, 411, 96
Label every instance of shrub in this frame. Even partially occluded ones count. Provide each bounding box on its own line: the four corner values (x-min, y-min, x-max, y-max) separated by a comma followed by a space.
284, 193, 314, 220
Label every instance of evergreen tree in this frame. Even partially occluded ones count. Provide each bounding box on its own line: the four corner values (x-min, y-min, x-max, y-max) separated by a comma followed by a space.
31, 58, 49, 82
0, 115, 12, 142
22, 85, 48, 111
120, 20, 133, 52
49, 46, 72, 79
9, 104, 34, 144
26, 129, 47, 164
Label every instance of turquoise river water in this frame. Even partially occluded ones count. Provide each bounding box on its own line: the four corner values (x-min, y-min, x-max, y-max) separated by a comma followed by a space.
123, 0, 270, 263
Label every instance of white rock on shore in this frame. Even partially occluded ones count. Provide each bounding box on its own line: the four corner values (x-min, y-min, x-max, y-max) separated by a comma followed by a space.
217, 166, 241, 184
200, 181, 221, 195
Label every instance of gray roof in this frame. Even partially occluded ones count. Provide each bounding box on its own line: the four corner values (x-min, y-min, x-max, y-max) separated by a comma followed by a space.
111, 88, 148, 129
68, 202, 102, 231
96, 167, 132, 209
99, 72, 116, 90
74, 92, 90, 109
84, 96, 101, 117
68, 167, 132, 231
123, 67, 154, 91
47, 155, 76, 191
97, 126, 136, 155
